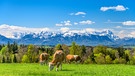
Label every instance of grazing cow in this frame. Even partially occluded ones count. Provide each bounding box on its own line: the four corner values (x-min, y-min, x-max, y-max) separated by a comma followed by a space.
39, 53, 49, 65
66, 54, 81, 64
49, 50, 65, 71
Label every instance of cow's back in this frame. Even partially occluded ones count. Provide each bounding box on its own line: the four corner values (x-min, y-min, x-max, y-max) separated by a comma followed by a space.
66, 54, 75, 61
40, 53, 49, 61
52, 50, 65, 63
74, 55, 81, 62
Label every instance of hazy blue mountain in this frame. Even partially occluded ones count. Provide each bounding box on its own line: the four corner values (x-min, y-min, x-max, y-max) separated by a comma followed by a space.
0, 35, 13, 44
0, 30, 135, 46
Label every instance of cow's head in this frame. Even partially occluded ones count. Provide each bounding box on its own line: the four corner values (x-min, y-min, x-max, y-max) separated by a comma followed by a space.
49, 62, 55, 71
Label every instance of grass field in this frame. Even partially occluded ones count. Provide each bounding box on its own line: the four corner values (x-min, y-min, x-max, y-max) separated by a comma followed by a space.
0, 63, 135, 76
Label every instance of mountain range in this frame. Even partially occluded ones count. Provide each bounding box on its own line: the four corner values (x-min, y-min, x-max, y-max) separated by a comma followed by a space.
0, 30, 135, 46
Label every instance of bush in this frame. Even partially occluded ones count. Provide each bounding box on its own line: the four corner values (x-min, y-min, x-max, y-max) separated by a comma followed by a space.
128, 56, 135, 65
22, 55, 29, 63
105, 55, 112, 64
2, 56, 5, 63
119, 57, 126, 64
84, 58, 93, 64
128, 61, 135, 65
94, 53, 105, 64
113, 58, 119, 64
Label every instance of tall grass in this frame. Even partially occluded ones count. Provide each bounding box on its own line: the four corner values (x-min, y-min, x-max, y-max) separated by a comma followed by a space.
0, 63, 135, 76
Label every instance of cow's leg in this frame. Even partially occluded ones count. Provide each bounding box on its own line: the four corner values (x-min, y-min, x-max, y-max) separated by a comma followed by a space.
67, 60, 69, 64
68, 60, 71, 64
56, 67, 58, 71
66, 60, 69, 64
77, 60, 81, 64
40, 61, 43, 65
43, 61, 45, 65
60, 63, 62, 70
56, 64, 59, 71
46, 60, 48, 65
56, 62, 60, 71
45, 60, 47, 65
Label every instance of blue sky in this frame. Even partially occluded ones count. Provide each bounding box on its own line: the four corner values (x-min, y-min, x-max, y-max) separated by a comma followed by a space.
0, 0, 135, 38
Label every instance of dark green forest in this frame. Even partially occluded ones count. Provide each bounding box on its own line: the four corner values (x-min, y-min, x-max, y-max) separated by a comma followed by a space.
0, 41, 135, 65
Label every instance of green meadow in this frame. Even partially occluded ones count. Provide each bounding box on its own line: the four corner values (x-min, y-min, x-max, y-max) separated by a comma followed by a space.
0, 63, 135, 76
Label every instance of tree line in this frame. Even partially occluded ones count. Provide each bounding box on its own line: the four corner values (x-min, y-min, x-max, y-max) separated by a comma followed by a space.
0, 41, 135, 64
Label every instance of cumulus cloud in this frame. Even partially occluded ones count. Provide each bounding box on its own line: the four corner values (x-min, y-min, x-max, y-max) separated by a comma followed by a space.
0, 24, 50, 38
75, 12, 86, 15
60, 27, 70, 33
113, 29, 135, 38
56, 20, 72, 26
116, 30, 125, 38
85, 28, 95, 33
118, 31, 135, 38
55, 23, 63, 26
100, 5, 128, 11
105, 20, 135, 26
74, 22, 78, 25
79, 20, 95, 25
70, 12, 86, 16
122, 21, 135, 26
64, 20, 72, 26
129, 31, 135, 37
115, 26, 122, 28
3, 24, 135, 39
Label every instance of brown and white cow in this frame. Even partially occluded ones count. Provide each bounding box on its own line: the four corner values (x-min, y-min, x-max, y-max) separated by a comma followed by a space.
39, 53, 49, 65
66, 54, 81, 64
49, 50, 65, 71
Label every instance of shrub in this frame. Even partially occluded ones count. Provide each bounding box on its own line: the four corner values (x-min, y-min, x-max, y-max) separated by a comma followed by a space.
113, 58, 119, 64
2, 56, 5, 63
105, 55, 112, 64
22, 55, 29, 63
94, 53, 105, 64
128, 56, 135, 65
119, 57, 126, 64
84, 58, 93, 64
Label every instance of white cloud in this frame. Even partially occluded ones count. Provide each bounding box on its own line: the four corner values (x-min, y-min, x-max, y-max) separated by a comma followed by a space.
115, 26, 122, 28
79, 20, 95, 25
100, 5, 128, 11
129, 31, 135, 37
74, 22, 78, 25
0, 24, 50, 39
70, 12, 86, 16
64, 20, 72, 26
118, 31, 135, 38
56, 20, 72, 26
70, 13, 74, 15
116, 30, 125, 38
75, 12, 86, 15
122, 21, 135, 26
56, 20, 95, 26
60, 27, 70, 33
113, 29, 135, 38
85, 28, 95, 33
55, 24, 63, 26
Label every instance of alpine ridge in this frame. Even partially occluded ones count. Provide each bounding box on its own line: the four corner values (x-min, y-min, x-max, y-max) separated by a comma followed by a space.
0, 30, 135, 46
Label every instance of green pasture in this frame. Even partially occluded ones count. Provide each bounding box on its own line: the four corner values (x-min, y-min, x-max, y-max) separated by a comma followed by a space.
0, 63, 135, 76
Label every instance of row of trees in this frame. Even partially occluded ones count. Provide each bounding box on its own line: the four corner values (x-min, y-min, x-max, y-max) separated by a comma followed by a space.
0, 41, 135, 64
